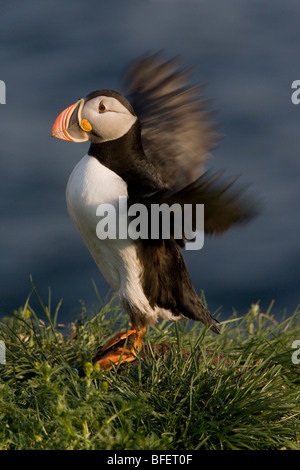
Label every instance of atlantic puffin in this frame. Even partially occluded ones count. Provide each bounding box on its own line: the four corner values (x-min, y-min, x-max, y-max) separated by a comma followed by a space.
52, 55, 255, 370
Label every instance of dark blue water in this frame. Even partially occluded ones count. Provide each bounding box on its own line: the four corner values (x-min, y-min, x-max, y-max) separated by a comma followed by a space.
0, 0, 299, 323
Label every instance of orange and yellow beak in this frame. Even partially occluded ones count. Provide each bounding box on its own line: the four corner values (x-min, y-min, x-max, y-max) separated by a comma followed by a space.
51, 98, 90, 143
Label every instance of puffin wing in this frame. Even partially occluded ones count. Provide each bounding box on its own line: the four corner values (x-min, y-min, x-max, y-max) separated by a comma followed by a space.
162, 170, 257, 236
124, 54, 220, 190
129, 170, 257, 238
125, 54, 258, 238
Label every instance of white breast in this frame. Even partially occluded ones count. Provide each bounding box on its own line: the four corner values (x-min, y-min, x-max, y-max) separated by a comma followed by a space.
66, 154, 158, 326
66, 154, 128, 289
66, 154, 128, 215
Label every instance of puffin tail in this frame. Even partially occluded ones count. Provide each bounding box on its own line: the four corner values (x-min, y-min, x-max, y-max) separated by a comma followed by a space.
196, 299, 221, 335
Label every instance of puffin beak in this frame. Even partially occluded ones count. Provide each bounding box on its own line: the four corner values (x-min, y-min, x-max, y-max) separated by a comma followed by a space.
51, 99, 89, 143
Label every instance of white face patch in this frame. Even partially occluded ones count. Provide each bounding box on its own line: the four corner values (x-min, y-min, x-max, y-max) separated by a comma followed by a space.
82, 96, 137, 143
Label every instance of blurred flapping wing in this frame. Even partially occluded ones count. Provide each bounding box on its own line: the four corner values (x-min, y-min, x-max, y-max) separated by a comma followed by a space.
124, 54, 220, 190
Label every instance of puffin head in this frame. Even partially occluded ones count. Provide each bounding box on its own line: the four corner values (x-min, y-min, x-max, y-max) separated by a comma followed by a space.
51, 90, 137, 144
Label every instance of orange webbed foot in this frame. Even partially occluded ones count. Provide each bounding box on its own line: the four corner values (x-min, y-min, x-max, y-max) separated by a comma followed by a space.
93, 328, 146, 370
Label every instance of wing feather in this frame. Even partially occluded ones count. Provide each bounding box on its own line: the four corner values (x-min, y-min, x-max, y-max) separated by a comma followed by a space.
124, 54, 220, 190
124, 54, 258, 240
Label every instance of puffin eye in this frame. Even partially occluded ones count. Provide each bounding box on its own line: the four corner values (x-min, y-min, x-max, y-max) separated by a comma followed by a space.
98, 102, 107, 113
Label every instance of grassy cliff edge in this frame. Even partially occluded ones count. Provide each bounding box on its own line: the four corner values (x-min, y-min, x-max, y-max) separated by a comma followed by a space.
0, 288, 299, 450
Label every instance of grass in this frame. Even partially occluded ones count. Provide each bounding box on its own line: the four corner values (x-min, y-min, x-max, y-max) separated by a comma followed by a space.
0, 284, 299, 450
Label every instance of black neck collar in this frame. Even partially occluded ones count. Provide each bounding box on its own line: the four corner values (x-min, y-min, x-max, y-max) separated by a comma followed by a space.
88, 121, 166, 197
88, 120, 144, 167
